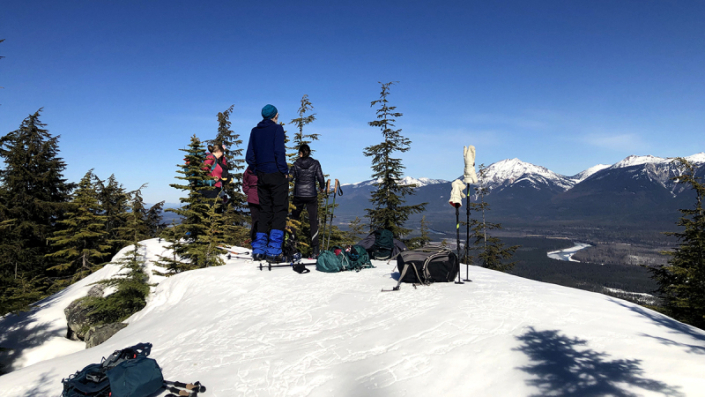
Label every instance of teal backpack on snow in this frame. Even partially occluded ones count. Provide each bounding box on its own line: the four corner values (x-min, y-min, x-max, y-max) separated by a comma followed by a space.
371, 229, 395, 260
316, 245, 374, 273
316, 247, 349, 273
346, 245, 374, 271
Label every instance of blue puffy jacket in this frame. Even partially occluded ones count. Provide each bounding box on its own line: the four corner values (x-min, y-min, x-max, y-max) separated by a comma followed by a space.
246, 119, 288, 175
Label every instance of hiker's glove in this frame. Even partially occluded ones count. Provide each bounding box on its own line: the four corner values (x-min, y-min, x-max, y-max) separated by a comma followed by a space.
463, 145, 478, 184
449, 179, 466, 208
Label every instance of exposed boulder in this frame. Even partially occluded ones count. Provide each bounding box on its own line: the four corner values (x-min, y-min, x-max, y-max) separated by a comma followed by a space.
85, 323, 128, 348
64, 285, 105, 341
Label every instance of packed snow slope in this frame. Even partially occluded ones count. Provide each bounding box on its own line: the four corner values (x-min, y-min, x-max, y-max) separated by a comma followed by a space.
1, 239, 705, 396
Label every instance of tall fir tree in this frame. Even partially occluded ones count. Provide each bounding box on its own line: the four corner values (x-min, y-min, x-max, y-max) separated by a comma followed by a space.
0, 110, 73, 314
649, 158, 705, 329
287, 95, 321, 254
96, 174, 131, 254
468, 165, 519, 272
363, 82, 426, 238
46, 170, 112, 287
145, 200, 166, 238
167, 135, 225, 268
208, 105, 249, 246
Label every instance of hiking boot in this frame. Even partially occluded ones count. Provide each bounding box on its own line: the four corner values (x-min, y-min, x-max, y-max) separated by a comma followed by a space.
311, 246, 320, 259
266, 253, 284, 263
252, 253, 265, 261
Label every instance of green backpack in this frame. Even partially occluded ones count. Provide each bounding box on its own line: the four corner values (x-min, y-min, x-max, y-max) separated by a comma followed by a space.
346, 245, 374, 272
371, 229, 395, 260
316, 247, 349, 273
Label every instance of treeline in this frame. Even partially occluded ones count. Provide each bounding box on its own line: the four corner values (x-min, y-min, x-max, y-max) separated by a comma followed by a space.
0, 110, 165, 316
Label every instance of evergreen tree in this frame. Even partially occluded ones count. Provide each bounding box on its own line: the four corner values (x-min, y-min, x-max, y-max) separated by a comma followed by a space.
287, 95, 322, 254
0, 110, 73, 313
145, 201, 166, 238
96, 174, 130, 254
468, 165, 519, 272
363, 82, 426, 238
46, 170, 111, 286
155, 221, 194, 275
208, 106, 249, 246
649, 158, 705, 329
85, 192, 152, 324
347, 216, 368, 243
407, 215, 432, 249
168, 135, 225, 268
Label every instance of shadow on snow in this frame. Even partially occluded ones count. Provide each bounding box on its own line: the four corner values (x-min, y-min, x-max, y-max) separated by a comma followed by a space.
0, 288, 73, 375
514, 326, 682, 397
610, 298, 705, 355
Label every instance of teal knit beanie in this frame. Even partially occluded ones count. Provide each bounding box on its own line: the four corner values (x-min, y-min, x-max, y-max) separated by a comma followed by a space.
261, 104, 278, 120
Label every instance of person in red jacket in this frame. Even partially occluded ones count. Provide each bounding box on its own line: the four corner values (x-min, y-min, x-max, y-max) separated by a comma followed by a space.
242, 166, 260, 240
202, 143, 229, 200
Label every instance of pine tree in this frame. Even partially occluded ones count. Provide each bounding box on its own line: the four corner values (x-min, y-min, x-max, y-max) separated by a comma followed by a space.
287, 95, 322, 254
347, 216, 369, 243
208, 106, 249, 246
155, 221, 194, 275
46, 170, 112, 286
649, 158, 705, 328
0, 110, 73, 313
145, 201, 166, 238
363, 82, 427, 238
96, 174, 130, 254
407, 215, 432, 249
468, 164, 519, 272
85, 192, 152, 325
167, 135, 224, 268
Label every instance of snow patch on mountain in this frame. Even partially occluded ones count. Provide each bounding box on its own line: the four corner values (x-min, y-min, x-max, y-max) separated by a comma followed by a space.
605, 153, 705, 194
571, 164, 611, 183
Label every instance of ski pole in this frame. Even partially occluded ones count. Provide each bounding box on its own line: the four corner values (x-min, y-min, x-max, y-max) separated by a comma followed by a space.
320, 179, 331, 248
454, 203, 464, 285
464, 183, 471, 282
325, 179, 343, 251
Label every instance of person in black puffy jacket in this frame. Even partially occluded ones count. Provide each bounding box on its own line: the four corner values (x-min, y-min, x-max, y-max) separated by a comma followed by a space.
289, 144, 325, 258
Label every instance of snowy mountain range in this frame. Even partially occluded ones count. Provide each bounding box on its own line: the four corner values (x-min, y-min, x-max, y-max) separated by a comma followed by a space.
334, 153, 705, 232
344, 153, 704, 197
1, 239, 704, 396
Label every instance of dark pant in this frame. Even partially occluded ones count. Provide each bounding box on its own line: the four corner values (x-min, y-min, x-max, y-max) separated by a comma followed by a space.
257, 172, 289, 233
292, 196, 320, 249
248, 203, 261, 241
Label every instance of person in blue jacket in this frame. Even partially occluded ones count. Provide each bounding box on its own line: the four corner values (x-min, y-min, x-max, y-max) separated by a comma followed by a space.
246, 104, 289, 262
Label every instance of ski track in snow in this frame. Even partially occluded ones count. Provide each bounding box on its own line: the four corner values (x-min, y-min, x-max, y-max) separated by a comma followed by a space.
1, 238, 704, 396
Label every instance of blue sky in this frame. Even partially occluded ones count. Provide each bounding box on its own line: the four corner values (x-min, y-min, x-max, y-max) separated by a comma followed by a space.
1, 0, 703, 203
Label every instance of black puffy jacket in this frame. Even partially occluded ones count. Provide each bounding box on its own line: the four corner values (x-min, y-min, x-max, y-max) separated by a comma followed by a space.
290, 157, 325, 198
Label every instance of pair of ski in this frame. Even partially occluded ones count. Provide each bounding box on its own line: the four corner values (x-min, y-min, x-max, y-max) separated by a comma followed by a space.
258, 259, 316, 271
164, 380, 206, 397
217, 245, 253, 260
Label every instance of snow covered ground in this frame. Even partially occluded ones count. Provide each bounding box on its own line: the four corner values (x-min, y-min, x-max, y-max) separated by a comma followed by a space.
2, 238, 705, 396
547, 243, 592, 262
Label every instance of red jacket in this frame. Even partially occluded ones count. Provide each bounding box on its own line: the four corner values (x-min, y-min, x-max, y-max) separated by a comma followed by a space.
203, 154, 227, 188
242, 167, 259, 204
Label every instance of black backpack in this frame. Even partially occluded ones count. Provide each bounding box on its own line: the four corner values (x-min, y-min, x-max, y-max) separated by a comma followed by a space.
385, 248, 459, 291
371, 229, 394, 260
61, 343, 162, 397
60, 343, 206, 397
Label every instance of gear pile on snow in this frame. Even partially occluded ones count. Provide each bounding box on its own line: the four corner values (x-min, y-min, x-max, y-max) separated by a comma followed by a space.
60, 342, 206, 397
